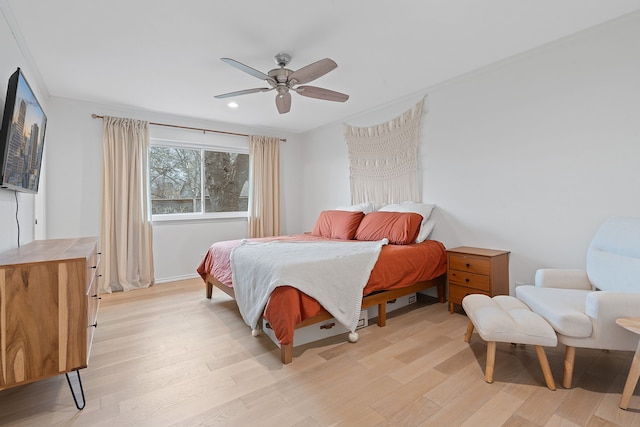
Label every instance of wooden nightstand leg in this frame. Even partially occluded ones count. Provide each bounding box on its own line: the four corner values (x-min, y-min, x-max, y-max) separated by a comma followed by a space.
464, 321, 474, 343
535, 345, 556, 391
449, 302, 454, 314
563, 345, 576, 389
485, 341, 496, 383
620, 340, 640, 410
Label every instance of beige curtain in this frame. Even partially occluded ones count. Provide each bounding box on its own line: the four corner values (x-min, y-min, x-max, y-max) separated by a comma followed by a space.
100, 116, 154, 292
248, 135, 281, 238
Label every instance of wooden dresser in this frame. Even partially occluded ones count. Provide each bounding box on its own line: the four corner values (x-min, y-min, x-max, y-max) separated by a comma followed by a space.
447, 246, 510, 314
0, 237, 99, 402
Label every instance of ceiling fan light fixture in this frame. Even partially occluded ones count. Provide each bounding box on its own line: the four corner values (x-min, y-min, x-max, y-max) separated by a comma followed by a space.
227, 101, 239, 108
273, 53, 292, 67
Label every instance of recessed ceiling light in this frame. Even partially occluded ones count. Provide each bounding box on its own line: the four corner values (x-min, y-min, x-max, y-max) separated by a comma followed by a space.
227, 102, 239, 108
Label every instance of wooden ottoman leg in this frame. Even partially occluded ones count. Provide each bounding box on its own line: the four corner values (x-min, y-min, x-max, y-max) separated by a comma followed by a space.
563, 346, 576, 389
464, 320, 474, 343
485, 341, 496, 383
534, 345, 556, 391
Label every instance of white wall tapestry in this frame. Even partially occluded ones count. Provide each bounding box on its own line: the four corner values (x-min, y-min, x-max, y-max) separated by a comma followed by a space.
344, 98, 424, 207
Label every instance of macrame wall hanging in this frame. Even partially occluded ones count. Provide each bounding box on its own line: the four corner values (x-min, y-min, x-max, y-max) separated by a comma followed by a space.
344, 97, 425, 208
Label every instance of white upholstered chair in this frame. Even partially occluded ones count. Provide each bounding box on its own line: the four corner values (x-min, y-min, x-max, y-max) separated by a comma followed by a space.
516, 216, 640, 388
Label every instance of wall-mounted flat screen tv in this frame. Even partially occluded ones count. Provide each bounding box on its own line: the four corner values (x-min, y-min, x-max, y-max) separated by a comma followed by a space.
0, 68, 47, 194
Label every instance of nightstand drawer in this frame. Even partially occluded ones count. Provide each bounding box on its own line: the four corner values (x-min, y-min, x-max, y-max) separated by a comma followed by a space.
448, 270, 490, 291
449, 284, 490, 302
449, 254, 491, 275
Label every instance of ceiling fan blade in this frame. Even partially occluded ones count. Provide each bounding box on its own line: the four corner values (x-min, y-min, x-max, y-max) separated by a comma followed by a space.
295, 86, 349, 102
221, 58, 272, 81
289, 58, 337, 85
276, 92, 291, 114
214, 87, 272, 99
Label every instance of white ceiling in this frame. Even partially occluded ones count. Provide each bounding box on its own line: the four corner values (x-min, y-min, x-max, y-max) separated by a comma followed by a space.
5, 1, 640, 134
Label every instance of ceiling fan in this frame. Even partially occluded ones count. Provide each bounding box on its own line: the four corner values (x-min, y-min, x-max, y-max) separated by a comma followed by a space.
215, 53, 349, 114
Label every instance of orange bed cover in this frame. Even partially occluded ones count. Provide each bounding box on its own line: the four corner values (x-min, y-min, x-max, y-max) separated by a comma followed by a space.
197, 234, 447, 345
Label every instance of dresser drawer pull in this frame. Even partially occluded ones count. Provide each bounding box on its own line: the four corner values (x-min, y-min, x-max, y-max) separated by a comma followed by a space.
320, 322, 336, 330
91, 265, 97, 269
90, 322, 97, 328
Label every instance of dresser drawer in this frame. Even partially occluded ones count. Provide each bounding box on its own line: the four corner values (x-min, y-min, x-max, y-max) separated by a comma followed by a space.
86, 271, 100, 362
449, 254, 491, 275
86, 243, 99, 293
448, 269, 490, 291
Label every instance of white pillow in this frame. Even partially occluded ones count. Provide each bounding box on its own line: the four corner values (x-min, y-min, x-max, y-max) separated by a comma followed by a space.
421, 220, 435, 241
379, 202, 435, 243
334, 201, 375, 214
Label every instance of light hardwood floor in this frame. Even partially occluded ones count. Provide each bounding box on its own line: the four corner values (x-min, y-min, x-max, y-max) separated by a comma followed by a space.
1, 278, 638, 426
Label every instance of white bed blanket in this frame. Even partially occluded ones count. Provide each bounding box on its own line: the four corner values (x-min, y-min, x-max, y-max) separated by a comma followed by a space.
230, 239, 388, 333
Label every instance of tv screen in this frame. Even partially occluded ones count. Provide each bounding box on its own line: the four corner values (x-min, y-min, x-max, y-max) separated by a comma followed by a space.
0, 68, 47, 194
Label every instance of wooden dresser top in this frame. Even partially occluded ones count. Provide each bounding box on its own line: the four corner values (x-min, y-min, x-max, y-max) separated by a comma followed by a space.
0, 237, 97, 266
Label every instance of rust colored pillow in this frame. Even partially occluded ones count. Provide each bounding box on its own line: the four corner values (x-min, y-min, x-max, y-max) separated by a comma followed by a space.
311, 210, 365, 240
355, 211, 423, 245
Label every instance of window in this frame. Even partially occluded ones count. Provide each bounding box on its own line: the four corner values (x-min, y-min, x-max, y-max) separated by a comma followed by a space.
149, 142, 249, 219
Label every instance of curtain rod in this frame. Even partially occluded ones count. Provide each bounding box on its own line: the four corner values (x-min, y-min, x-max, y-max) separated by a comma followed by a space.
90, 114, 286, 142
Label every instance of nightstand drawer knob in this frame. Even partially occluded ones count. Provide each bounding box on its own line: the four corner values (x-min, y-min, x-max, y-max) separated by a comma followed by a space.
465, 278, 470, 282
466, 263, 470, 267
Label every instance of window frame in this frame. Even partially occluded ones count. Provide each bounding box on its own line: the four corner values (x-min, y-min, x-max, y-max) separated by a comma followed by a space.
149, 138, 250, 223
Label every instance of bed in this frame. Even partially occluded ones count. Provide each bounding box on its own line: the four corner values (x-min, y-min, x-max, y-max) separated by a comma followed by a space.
197, 207, 448, 364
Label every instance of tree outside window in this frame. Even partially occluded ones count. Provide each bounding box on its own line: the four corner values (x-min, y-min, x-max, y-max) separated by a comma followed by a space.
149, 145, 249, 216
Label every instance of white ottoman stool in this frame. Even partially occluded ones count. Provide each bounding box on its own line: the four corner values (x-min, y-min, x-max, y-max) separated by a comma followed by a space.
462, 294, 558, 390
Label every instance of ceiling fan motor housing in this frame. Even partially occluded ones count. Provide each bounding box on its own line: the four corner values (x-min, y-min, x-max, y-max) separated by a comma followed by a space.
269, 67, 293, 85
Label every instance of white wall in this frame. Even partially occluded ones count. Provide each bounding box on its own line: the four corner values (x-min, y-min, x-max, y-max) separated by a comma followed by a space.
6, 6, 638, 290
0, 7, 48, 253
301, 13, 640, 293
45, 97, 303, 282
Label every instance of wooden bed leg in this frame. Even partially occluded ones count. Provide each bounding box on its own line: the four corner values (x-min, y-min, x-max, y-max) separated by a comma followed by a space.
377, 302, 387, 327
206, 282, 213, 299
281, 343, 293, 364
438, 279, 446, 303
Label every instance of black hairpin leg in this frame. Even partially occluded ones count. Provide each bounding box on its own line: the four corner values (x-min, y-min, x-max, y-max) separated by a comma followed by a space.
65, 369, 86, 410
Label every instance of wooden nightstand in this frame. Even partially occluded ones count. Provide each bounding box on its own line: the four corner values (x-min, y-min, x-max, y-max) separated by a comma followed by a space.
447, 246, 510, 314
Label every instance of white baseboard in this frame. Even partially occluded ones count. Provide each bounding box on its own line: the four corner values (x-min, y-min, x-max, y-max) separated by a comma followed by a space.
154, 273, 200, 284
